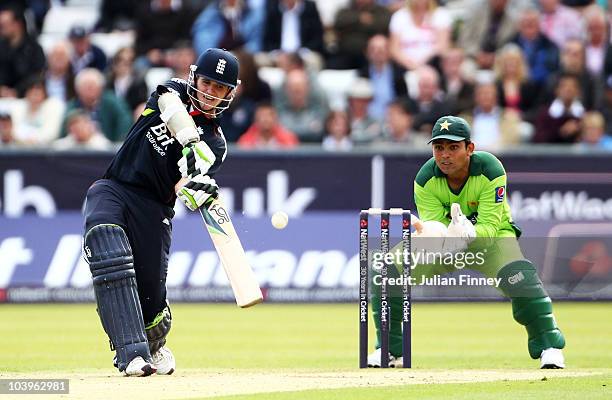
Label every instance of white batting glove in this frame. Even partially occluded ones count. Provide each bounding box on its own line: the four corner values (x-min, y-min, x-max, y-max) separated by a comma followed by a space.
176, 174, 218, 211
178, 141, 216, 178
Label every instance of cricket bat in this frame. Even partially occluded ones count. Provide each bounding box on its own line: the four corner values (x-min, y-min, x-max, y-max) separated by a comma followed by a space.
199, 196, 264, 308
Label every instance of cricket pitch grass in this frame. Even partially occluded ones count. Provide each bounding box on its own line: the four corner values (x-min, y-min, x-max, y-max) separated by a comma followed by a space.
1, 302, 610, 399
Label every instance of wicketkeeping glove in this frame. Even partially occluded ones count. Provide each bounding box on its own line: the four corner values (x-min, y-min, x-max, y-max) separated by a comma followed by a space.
176, 174, 218, 211
178, 141, 216, 177
443, 203, 476, 253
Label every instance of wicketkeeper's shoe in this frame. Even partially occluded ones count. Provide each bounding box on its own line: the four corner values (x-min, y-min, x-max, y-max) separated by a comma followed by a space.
151, 345, 176, 375
124, 356, 157, 377
540, 348, 565, 369
367, 348, 398, 368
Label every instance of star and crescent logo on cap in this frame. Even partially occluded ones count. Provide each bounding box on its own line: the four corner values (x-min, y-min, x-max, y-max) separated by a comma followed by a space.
440, 119, 452, 131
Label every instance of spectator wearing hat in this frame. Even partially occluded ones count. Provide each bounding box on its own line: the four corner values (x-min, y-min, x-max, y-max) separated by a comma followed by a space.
238, 102, 299, 149
534, 73, 584, 143
359, 34, 407, 122
12, 76, 65, 145
322, 110, 353, 151
53, 109, 112, 150
273, 68, 329, 142
0, 111, 15, 145
61, 68, 132, 142
0, 5, 46, 98
348, 78, 382, 143
69, 25, 108, 74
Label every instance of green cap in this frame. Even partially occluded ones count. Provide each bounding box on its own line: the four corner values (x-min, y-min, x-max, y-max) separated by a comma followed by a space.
428, 115, 471, 143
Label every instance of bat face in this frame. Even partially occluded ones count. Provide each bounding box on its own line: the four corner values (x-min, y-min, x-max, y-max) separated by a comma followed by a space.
200, 198, 263, 308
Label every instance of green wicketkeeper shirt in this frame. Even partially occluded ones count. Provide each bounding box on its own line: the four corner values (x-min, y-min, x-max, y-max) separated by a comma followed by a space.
414, 151, 520, 238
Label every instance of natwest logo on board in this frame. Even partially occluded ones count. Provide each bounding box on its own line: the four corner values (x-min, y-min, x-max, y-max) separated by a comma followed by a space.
509, 191, 612, 221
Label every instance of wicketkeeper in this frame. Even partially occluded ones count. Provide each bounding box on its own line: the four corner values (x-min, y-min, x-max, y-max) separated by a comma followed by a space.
368, 116, 566, 369
82, 48, 240, 376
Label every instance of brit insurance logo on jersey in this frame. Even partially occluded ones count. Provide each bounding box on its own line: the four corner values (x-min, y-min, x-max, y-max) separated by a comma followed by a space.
145, 85, 186, 157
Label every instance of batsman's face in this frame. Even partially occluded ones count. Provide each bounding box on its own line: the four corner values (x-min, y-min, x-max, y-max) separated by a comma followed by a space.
195, 77, 231, 110
432, 140, 474, 176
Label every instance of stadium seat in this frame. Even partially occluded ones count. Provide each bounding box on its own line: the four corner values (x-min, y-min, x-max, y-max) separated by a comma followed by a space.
145, 68, 173, 93
317, 69, 357, 110
42, 6, 99, 35
258, 67, 285, 91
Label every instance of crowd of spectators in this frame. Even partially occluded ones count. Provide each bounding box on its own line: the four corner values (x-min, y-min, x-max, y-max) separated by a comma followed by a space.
2, 0, 612, 151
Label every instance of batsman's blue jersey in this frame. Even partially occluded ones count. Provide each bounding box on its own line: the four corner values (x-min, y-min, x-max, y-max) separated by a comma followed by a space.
104, 78, 227, 206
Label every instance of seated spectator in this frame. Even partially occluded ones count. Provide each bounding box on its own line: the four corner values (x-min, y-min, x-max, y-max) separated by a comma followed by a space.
106, 47, 149, 113
348, 78, 382, 143
263, 0, 324, 55
166, 41, 196, 81
539, 0, 584, 49
322, 110, 352, 151
584, 6, 608, 77
578, 111, 612, 150
134, 0, 195, 70
544, 39, 598, 111
61, 68, 133, 142
598, 75, 612, 133
329, 0, 391, 70
494, 43, 540, 121
389, 0, 452, 71
54, 109, 112, 150
0, 5, 45, 98
511, 8, 559, 88
411, 65, 453, 134
12, 77, 65, 145
0, 111, 14, 145
45, 41, 76, 102
95, 0, 139, 32
440, 47, 474, 115
238, 102, 299, 149
221, 50, 271, 142
461, 81, 522, 150
459, 0, 520, 70
68, 26, 108, 74
359, 34, 408, 121
534, 73, 584, 143
273, 69, 328, 142
378, 97, 428, 146
192, 0, 264, 55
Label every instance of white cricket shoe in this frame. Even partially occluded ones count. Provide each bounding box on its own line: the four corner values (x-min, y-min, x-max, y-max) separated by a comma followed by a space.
540, 348, 565, 369
151, 346, 176, 375
123, 356, 156, 377
367, 348, 398, 368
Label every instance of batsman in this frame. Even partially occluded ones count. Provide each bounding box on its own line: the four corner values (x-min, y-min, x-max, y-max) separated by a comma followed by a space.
368, 116, 566, 369
82, 48, 240, 376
